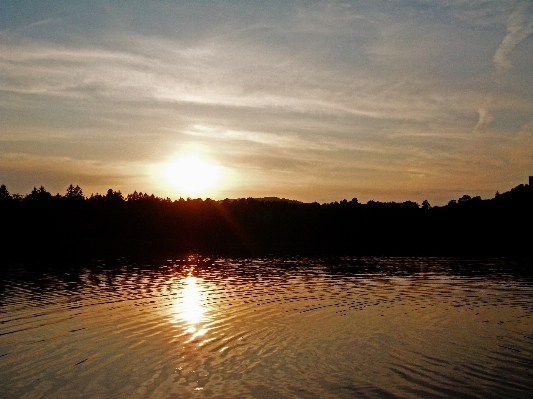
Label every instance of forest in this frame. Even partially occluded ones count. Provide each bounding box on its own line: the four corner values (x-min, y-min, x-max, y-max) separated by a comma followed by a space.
0, 182, 531, 260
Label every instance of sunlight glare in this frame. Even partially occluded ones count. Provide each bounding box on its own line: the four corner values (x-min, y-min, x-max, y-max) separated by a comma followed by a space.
174, 276, 207, 325
163, 155, 221, 197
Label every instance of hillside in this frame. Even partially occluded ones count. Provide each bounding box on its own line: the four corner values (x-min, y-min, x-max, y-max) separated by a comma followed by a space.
1, 182, 531, 259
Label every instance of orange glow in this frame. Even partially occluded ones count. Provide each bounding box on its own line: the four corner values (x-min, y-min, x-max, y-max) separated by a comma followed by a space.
163, 155, 222, 197
174, 275, 207, 325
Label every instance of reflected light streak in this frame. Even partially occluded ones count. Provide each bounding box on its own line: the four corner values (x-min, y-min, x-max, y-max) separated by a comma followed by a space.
174, 275, 207, 325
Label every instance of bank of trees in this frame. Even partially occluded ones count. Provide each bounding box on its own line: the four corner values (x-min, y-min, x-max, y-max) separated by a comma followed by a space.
0, 183, 531, 259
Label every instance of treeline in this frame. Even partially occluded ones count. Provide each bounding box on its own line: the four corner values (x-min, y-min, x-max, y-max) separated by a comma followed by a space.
0, 183, 531, 259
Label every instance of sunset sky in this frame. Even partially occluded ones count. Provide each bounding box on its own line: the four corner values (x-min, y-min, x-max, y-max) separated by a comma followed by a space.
1, 0, 532, 205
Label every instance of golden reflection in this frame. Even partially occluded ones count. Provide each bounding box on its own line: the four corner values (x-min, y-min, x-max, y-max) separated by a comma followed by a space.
179, 276, 205, 322
174, 274, 210, 342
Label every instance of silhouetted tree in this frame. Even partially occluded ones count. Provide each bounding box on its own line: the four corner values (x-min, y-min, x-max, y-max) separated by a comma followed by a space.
421, 200, 431, 210
65, 184, 84, 200
0, 184, 10, 201
127, 191, 141, 201
25, 186, 52, 202
458, 195, 471, 204
105, 189, 124, 203
1, 181, 532, 259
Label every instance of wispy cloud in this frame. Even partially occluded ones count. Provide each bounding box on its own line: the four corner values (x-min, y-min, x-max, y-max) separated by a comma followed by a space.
1, 1, 532, 204
473, 107, 494, 133
493, 2, 533, 74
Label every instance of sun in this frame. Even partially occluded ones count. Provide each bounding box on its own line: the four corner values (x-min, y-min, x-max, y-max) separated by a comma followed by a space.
163, 155, 222, 197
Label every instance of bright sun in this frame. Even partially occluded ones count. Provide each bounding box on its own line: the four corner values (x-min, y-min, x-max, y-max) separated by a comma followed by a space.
163, 155, 221, 197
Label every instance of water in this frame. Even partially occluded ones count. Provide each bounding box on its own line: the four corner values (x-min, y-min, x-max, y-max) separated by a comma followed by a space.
1, 257, 532, 398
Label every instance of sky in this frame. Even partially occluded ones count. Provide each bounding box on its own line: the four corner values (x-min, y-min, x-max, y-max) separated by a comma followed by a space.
1, 0, 532, 205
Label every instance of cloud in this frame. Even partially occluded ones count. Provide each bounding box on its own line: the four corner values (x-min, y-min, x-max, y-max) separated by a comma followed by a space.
0, 6, 487, 125
493, 2, 533, 74
473, 107, 494, 133
1, 1, 532, 204
180, 124, 389, 154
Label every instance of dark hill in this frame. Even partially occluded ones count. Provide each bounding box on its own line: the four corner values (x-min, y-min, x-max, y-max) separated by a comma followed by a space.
0, 183, 531, 260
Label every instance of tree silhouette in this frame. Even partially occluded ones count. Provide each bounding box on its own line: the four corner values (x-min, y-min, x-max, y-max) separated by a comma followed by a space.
0, 184, 10, 201
458, 195, 471, 204
25, 186, 52, 202
0, 181, 531, 260
65, 184, 84, 200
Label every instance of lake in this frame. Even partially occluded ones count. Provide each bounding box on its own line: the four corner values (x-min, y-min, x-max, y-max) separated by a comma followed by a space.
1, 256, 532, 398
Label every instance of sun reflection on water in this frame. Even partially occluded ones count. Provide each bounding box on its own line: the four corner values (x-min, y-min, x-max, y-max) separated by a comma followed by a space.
173, 274, 211, 342
176, 276, 206, 324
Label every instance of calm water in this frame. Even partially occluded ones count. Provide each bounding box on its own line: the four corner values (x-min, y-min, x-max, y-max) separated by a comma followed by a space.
1, 257, 532, 398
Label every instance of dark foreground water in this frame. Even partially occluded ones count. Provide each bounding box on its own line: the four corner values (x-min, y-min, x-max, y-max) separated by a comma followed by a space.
1, 257, 532, 399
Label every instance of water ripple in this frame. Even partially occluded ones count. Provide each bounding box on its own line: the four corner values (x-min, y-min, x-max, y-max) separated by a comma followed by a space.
0, 256, 532, 398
